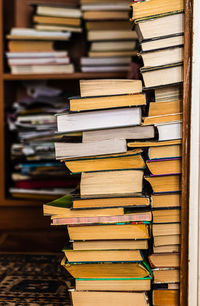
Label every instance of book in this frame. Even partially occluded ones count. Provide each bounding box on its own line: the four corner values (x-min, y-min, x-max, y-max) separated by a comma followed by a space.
62, 258, 151, 278
10, 64, 74, 74
134, 13, 184, 42
155, 86, 182, 102
156, 122, 182, 141
70, 291, 149, 306
80, 170, 144, 198
69, 93, 146, 112
36, 5, 82, 18
63, 150, 145, 173
130, 0, 184, 20
128, 140, 181, 148
72, 239, 148, 250
87, 30, 138, 41
7, 28, 71, 40
63, 249, 144, 263
51, 211, 152, 225
33, 15, 81, 27
54, 139, 127, 159
75, 278, 151, 291
68, 223, 150, 240
152, 208, 180, 223
146, 158, 181, 175
81, 66, 129, 72
56, 108, 142, 133
152, 223, 180, 236
142, 113, 182, 125
153, 245, 180, 253
82, 126, 154, 142
151, 193, 181, 208
149, 253, 180, 268
8, 40, 54, 52
154, 235, 180, 247
34, 24, 82, 33
81, 3, 129, 11
90, 41, 136, 51
140, 47, 183, 68
73, 194, 150, 209
80, 79, 142, 97
86, 20, 131, 31
83, 11, 129, 20
88, 50, 137, 57
8, 57, 70, 66
153, 289, 179, 306
140, 35, 184, 52
80, 57, 132, 66
153, 268, 180, 284
141, 65, 183, 89
147, 101, 182, 117
145, 174, 181, 193
6, 51, 68, 58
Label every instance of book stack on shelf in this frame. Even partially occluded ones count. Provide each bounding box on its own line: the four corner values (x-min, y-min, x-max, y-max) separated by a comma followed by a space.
130, 0, 184, 305
80, 0, 138, 72
6, 4, 82, 74
43, 78, 157, 305
8, 82, 80, 200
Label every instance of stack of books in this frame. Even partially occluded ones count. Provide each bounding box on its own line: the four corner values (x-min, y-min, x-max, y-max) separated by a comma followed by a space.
130, 0, 184, 304
8, 82, 80, 200
80, 0, 138, 72
44, 79, 156, 305
6, 4, 82, 74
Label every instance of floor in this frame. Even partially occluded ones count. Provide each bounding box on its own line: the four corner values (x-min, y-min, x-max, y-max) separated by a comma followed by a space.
0, 254, 72, 305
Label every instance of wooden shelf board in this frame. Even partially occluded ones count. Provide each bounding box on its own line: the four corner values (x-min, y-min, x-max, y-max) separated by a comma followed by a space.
3, 72, 128, 80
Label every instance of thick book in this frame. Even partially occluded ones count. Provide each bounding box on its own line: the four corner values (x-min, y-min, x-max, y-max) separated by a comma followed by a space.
90, 41, 136, 51
33, 15, 81, 26
145, 174, 181, 193
68, 223, 150, 240
54, 139, 127, 159
141, 64, 183, 89
75, 278, 151, 291
130, 0, 183, 20
71, 291, 149, 306
141, 35, 184, 52
83, 11, 129, 20
156, 121, 182, 141
72, 239, 148, 251
63, 149, 145, 173
8, 40, 54, 52
152, 208, 180, 224
134, 13, 184, 42
146, 158, 181, 175
155, 85, 182, 102
63, 249, 144, 263
154, 245, 180, 253
10, 64, 74, 74
149, 253, 180, 268
73, 194, 150, 209
147, 101, 182, 117
151, 193, 181, 208
86, 20, 131, 31
142, 113, 182, 125
153, 289, 179, 306
154, 235, 180, 247
79, 79, 142, 97
153, 268, 180, 284
152, 223, 180, 237
141, 47, 183, 69
61, 258, 151, 278
36, 5, 82, 18
51, 211, 152, 225
56, 108, 142, 133
83, 126, 154, 142
69, 93, 146, 112
80, 170, 144, 198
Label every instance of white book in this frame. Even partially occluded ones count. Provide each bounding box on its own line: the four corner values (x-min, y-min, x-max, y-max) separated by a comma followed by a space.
36, 5, 82, 18
9, 28, 71, 40
56, 108, 142, 133
141, 35, 184, 52
8, 57, 70, 66
6, 51, 68, 58
11, 64, 74, 74
91, 41, 136, 52
88, 30, 137, 41
81, 3, 129, 11
156, 121, 182, 141
81, 57, 131, 66
81, 66, 129, 72
55, 139, 127, 159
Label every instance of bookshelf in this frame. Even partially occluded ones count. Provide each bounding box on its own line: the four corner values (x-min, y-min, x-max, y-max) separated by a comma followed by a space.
0, 0, 191, 305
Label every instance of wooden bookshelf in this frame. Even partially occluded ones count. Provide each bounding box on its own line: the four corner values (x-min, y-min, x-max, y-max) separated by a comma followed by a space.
0, 0, 191, 304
